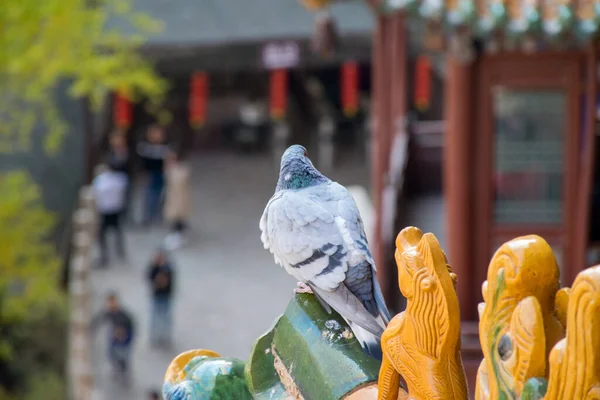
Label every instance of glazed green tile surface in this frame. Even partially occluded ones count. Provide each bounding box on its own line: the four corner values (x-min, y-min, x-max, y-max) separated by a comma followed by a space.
245, 323, 291, 399
168, 294, 381, 400
521, 378, 548, 400
271, 293, 381, 400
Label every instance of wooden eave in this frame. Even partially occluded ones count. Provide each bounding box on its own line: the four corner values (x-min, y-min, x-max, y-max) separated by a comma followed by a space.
372, 0, 600, 46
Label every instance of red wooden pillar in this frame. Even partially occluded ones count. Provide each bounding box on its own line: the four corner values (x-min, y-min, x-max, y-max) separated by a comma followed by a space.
372, 13, 408, 305
573, 43, 598, 279
443, 56, 474, 320
372, 15, 391, 299
444, 53, 480, 395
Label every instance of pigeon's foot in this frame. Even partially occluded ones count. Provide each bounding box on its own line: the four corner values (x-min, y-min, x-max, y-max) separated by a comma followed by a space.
294, 282, 313, 294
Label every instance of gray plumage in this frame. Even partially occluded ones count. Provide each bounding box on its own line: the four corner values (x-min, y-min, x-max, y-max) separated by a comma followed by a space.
260, 145, 390, 359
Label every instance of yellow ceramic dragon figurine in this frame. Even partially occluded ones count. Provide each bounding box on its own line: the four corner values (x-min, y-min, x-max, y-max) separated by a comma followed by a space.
474, 234, 600, 400
377, 227, 468, 400
475, 235, 566, 400
541, 265, 600, 400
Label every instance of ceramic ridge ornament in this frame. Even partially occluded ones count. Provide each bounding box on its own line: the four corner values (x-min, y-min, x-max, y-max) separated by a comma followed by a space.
446, 0, 478, 27
506, 0, 541, 36
542, 265, 600, 400
542, 0, 575, 37
475, 235, 566, 400
377, 227, 468, 400
162, 349, 253, 400
576, 0, 600, 38
477, 0, 509, 33
260, 144, 391, 360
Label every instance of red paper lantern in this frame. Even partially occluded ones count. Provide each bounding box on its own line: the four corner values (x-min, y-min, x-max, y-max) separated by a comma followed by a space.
341, 61, 359, 117
113, 90, 132, 129
270, 69, 288, 120
189, 72, 209, 128
414, 55, 432, 112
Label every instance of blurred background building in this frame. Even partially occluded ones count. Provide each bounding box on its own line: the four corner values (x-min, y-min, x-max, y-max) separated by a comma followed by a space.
98, 0, 376, 162
360, 0, 600, 391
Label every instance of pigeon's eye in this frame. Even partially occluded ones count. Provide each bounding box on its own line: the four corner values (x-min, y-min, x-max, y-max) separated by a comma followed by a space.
304, 150, 308, 157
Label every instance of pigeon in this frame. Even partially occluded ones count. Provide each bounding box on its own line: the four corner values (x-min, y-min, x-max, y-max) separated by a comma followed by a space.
260, 144, 391, 359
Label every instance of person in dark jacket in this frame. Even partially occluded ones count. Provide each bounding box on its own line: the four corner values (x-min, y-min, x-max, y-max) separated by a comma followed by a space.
137, 125, 170, 225
92, 292, 135, 375
148, 247, 175, 347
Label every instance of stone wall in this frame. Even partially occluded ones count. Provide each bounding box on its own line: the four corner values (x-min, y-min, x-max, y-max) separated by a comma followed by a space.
0, 82, 87, 249
68, 188, 96, 400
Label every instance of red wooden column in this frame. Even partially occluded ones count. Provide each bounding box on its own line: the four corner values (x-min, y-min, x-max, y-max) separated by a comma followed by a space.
443, 55, 474, 320
371, 15, 390, 296
573, 43, 598, 280
384, 13, 408, 306
444, 52, 480, 394
372, 13, 408, 305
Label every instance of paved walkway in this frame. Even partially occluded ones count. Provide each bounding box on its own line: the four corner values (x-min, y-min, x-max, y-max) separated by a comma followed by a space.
90, 151, 370, 399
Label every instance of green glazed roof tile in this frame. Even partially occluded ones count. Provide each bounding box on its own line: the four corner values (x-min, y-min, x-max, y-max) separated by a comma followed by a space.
245, 293, 381, 400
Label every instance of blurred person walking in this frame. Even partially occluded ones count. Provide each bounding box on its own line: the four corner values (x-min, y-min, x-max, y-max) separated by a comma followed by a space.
148, 248, 175, 348
92, 292, 136, 381
137, 124, 170, 225
148, 390, 161, 400
164, 151, 192, 250
92, 163, 128, 267
106, 130, 133, 222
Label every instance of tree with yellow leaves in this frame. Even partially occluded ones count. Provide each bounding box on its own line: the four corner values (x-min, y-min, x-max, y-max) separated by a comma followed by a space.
0, 1, 166, 397
0, 171, 68, 399
0, 0, 167, 153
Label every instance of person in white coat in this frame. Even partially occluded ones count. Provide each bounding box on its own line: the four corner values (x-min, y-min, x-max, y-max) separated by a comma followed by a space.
163, 152, 192, 250
92, 163, 128, 266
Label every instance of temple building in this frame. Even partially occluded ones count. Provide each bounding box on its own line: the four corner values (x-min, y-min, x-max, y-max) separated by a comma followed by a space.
104, 0, 377, 173
302, 0, 600, 390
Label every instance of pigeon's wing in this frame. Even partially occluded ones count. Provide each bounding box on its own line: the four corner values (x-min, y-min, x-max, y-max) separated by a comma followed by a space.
260, 188, 347, 291
260, 192, 284, 265
327, 183, 391, 324
260, 184, 389, 335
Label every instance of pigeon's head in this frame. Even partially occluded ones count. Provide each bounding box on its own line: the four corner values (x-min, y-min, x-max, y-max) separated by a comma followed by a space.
276, 144, 328, 191
281, 144, 308, 166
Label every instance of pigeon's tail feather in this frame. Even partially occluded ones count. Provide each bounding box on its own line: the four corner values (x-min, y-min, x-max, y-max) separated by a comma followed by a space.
349, 321, 383, 361
372, 274, 391, 324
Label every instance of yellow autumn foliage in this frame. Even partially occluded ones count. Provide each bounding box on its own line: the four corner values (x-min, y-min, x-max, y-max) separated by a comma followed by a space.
0, 0, 167, 153
0, 171, 64, 360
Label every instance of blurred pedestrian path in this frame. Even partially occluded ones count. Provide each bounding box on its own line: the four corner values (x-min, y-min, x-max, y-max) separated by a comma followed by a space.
89, 151, 370, 399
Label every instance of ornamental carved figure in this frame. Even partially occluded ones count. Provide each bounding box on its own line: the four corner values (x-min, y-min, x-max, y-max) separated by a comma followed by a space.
377, 227, 468, 400
542, 266, 600, 400
475, 235, 566, 400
